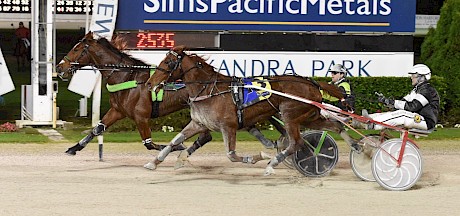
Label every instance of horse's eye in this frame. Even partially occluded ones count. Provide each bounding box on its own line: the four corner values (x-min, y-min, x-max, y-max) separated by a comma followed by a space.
167, 60, 176, 69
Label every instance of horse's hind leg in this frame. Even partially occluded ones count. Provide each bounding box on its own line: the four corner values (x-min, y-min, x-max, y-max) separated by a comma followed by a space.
248, 126, 275, 149
265, 121, 302, 175
144, 120, 208, 171
184, 131, 213, 156
175, 130, 213, 169
66, 108, 124, 155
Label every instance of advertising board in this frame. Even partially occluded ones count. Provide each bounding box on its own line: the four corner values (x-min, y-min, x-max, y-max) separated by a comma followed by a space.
128, 50, 413, 77
117, 0, 416, 32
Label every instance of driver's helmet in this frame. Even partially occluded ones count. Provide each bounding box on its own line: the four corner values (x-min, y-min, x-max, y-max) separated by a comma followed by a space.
328, 64, 348, 76
409, 64, 431, 81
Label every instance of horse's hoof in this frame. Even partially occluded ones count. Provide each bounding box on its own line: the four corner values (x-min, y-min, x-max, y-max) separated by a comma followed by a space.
143, 161, 157, 170
174, 161, 185, 170
174, 151, 188, 170
171, 143, 187, 152
65, 149, 77, 156
264, 167, 275, 176
145, 143, 164, 151
65, 144, 84, 155
260, 151, 271, 160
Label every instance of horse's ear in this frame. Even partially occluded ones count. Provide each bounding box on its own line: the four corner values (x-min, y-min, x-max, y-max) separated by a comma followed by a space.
84, 31, 94, 40
176, 45, 187, 53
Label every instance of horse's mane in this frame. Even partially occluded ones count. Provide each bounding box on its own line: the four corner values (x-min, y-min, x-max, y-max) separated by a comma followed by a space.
96, 36, 148, 66
188, 54, 216, 71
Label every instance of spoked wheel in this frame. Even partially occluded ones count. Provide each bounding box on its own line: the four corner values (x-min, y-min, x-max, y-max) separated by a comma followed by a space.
372, 139, 423, 191
349, 135, 386, 182
292, 131, 339, 177
276, 135, 294, 169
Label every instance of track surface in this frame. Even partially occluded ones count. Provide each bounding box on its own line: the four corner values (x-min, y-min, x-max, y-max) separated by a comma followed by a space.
1, 141, 459, 215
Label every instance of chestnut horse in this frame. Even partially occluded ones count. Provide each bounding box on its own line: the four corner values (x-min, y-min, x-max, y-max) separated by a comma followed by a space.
145, 46, 358, 175
55, 32, 274, 164
56, 32, 191, 154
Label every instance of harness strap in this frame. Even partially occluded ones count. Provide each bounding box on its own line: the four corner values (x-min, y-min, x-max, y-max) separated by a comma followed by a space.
106, 80, 137, 92
104, 66, 165, 102
150, 68, 163, 102
152, 89, 164, 102
231, 77, 245, 129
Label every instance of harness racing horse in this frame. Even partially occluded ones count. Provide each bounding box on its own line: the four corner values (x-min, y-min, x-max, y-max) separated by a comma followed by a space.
14, 38, 30, 73
145, 46, 358, 175
55, 32, 275, 164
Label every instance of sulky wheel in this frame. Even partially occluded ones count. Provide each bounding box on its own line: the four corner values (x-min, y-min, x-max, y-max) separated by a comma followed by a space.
292, 131, 339, 177
372, 138, 423, 191
349, 135, 386, 182
276, 135, 294, 169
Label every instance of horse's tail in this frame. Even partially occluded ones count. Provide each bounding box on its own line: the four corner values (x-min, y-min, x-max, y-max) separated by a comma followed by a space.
317, 81, 344, 100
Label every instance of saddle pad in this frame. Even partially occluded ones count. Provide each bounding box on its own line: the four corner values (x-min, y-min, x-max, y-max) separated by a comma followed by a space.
241, 77, 272, 108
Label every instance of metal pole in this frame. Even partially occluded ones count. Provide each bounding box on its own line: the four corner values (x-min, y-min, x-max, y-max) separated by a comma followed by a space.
80, 0, 91, 117
92, 70, 103, 161
52, 0, 57, 128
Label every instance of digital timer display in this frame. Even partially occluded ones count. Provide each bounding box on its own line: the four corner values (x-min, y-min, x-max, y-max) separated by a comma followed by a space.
136, 32, 175, 49
116, 31, 218, 50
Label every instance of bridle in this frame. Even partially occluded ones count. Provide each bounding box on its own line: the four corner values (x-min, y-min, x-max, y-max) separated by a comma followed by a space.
58, 38, 153, 82
155, 50, 203, 82
58, 39, 93, 78
155, 50, 184, 76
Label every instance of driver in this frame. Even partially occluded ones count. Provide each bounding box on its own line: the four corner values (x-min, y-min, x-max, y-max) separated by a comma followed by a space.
321, 64, 355, 120
356, 64, 440, 130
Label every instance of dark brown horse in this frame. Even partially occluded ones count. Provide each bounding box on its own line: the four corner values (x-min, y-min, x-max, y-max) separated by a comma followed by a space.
55, 32, 274, 164
14, 38, 30, 73
56, 32, 191, 155
145, 46, 358, 175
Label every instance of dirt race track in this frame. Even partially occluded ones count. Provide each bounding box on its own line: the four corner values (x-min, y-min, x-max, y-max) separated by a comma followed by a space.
1, 141, 460, 216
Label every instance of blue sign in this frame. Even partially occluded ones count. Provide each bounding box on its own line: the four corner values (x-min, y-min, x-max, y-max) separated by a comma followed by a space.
116, 0, 415, 33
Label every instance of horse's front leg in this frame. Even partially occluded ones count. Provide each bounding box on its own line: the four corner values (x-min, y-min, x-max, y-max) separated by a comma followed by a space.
144, 120, 207, 171
65, 108, 124, 155
223, 127, 271, 165
135, 118, 186, 152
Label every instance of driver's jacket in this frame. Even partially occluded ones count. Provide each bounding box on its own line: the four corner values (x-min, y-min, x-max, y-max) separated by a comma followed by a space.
394, 81, 440, 129
321, 78, 355, 112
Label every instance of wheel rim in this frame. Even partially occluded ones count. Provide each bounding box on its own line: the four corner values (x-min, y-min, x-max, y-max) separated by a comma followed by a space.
372, 139, 423, 191
350, 135, 383, 182
293, 131, 339, 177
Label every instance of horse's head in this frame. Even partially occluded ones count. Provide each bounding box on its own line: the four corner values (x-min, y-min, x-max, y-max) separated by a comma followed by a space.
56, 31, 98, 80
146, 45, 188, 91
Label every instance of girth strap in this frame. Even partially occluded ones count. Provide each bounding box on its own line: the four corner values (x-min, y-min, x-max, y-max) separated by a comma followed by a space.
151, 101, 160, 118
231, 77, 244, 129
